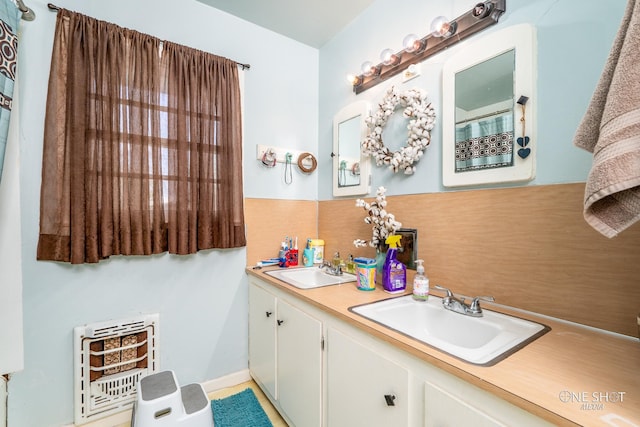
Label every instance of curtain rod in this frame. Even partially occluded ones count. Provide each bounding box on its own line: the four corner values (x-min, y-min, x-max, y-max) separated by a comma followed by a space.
455, 108, 512, 125
46, 3, 251, 70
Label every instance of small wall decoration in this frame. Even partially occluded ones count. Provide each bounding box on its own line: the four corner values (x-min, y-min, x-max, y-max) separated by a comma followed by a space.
362, 86, 436, 174
516, 95, 531, 159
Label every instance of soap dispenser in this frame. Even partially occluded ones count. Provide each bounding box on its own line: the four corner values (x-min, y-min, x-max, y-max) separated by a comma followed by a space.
412, 259, 429, 301
332, 251, 342, 268
382, 235, 406, 294
346, 255, 356, 274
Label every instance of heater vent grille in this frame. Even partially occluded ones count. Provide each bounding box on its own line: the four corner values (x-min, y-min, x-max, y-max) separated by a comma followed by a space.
74, 314, 159, 425
86, 319, 148, 338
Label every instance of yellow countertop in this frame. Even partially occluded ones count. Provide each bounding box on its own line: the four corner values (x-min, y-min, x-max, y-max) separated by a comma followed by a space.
247, 266, 640, 427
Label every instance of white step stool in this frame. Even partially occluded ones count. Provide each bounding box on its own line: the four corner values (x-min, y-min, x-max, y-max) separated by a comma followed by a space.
132, 370, 214, 427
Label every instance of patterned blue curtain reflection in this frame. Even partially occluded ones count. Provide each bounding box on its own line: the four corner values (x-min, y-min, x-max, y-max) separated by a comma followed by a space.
455, 112, 514, 173
0, 0, 19, 183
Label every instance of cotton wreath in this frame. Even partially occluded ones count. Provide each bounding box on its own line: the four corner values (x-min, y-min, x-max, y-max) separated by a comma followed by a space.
362, 86, 436, 174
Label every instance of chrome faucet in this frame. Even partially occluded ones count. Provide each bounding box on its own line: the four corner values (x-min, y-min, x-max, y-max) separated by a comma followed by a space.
434, 285, 494, 317
319, 260, 343, 276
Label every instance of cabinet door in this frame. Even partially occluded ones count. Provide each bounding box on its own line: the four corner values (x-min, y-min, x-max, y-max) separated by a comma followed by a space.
425, 381, 504, 427
425, 380, 552, 427
248, 283, 277, 399
327, 327, 409, 427
277, 299, 323, 427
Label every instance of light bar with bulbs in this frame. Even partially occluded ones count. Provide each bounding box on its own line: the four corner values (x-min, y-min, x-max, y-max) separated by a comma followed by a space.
349, 0, 506, 94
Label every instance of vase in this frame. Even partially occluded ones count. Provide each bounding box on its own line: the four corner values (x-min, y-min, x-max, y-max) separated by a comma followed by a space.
375, 248, 386, 285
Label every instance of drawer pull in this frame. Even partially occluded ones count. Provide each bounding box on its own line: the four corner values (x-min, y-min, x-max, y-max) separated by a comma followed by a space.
384, 394, 396, 406
277, 320, 285, 326
265, 311, 272, 317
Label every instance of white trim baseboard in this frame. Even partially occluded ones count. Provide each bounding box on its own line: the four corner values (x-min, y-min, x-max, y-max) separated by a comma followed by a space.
201, 369, 251, 394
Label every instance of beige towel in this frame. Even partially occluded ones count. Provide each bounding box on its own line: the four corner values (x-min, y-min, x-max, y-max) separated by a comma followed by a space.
573, 0, 640, 238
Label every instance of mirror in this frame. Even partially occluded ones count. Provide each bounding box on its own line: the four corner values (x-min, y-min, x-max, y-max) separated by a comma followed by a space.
455, 50, 514, 172
442, 24, 536, 187
333, 101, 371, 196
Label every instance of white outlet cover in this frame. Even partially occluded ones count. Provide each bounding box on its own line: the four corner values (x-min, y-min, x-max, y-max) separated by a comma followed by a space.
402, 64, 421, 83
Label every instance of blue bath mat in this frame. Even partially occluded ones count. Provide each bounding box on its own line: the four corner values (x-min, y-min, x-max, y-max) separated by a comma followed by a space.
211, 388, 273, 427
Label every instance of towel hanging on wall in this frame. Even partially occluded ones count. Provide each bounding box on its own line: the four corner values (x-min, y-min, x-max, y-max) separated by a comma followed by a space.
573, 0, 640, 238
0, 0, 19, 184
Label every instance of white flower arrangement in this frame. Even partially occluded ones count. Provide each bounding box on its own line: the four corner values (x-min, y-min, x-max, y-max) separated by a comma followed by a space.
353, 186, 402, 248
362, 86, 436, 175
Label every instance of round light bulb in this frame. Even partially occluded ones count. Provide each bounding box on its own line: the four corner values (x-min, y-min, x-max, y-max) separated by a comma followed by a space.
346, 74, 361, 86
473, 2, 492, 18
402, 34, 419, 52
430, 16, 452, 37
361, 61, 375, 76
380, 48, 398, 66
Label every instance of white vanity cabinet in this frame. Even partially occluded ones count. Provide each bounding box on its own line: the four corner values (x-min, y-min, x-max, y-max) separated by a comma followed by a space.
248, 279, 323, 427
248, 274, 552, 427
327, 327, 409, 427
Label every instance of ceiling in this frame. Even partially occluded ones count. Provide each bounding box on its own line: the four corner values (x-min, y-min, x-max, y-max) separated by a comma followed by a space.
195, 0, 375, 48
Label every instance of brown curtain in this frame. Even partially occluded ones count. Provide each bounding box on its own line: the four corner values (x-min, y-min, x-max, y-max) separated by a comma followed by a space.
38, 9, 246, 264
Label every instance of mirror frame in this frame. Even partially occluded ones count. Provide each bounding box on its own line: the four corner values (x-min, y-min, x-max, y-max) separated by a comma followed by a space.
333, 101, 371, 197
442, 23, 537, 187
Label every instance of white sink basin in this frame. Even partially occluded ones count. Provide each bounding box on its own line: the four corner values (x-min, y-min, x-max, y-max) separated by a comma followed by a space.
266, 267, 356, 289
350, 295, 549, 365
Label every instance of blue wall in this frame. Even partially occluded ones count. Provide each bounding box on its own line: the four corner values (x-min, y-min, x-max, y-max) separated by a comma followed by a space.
318, 0, 626, 199
10, 0, 317, 426
7, 0, 626, 425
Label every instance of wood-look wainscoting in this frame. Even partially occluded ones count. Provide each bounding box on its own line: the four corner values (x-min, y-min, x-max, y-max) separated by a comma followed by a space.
318, 183, 640, 338
245, 183, 640, 337
244, 198, 318, 268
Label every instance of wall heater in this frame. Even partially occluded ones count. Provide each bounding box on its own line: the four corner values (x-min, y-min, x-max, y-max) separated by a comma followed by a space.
73, 314, 159, 425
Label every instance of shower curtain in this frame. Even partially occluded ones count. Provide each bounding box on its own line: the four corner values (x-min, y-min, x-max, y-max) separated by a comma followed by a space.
455, 113, 514, 173
0, 0, 19, 184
